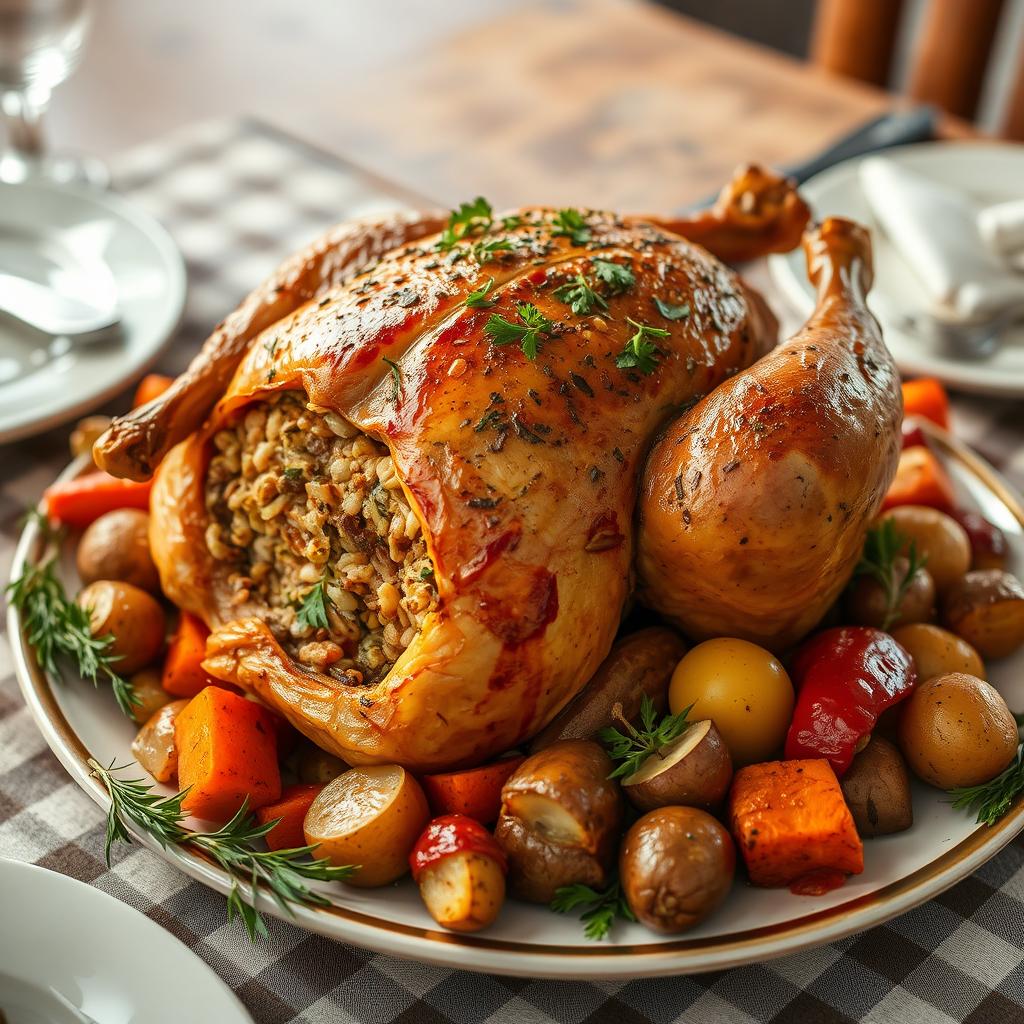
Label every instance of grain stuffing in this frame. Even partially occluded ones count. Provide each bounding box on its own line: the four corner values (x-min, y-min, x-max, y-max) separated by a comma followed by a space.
204, 391, 437, 684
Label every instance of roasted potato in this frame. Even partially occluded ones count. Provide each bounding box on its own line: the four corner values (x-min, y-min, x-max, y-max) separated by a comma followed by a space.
77, 508, 160, 593
952, 509, 1009, 571
304, 765, 430, 887
529, 627, 685, 751
620, 806, 735, 933
840, 736, 913, 837
668, 638, 794, 765
878, 506, 971, 594
889, 623, 985, 682
941, 570, 1024, 659
131, 699, 188, 783
495, 740, 623, 903
898, 673, 1019, 789
846, 559, 935, 629
77, 580, 165, 674
126, 667, 174, 724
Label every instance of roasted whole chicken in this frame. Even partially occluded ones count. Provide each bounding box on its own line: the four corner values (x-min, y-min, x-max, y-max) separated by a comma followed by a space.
94, 167, 901, 771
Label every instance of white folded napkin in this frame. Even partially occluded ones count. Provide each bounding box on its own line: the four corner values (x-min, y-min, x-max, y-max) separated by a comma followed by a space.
978, 200, 1024, 271
858, 157, 1024, 321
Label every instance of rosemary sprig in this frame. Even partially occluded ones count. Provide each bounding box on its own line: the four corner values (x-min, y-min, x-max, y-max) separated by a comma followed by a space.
89, 759, 356, 939
6, 511, 138, 717
615, 318, 669, 376
950, 733, 1024, 826
551, 880, 635, 940
295, 578, 334, 631
484, 302, 556, 360
854, 519, 927, 630
598, 694, 693, 779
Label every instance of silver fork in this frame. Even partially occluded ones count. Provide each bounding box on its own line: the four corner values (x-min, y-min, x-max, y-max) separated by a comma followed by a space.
896, 305, 1024, 361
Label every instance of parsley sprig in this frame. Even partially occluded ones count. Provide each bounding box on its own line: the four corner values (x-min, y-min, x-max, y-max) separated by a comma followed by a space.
551, 881, 636, 940
551, 208, 592, 245
465, 276, 496, 309
853, 520, 927, 630
554, 274, 608, 316
615, 318, 669, 376
592, 258, 634, 294
437, 196, 493, 251
472, 238, 514, 264
598, 695, 693, 779
6, 511, 139, 717
484, 302, 556, 360
296, 578, 334, 631
90, 759, 356, 939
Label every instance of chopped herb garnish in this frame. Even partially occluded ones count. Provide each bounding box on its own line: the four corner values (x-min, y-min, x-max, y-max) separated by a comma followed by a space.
653, 297, 691, 321
950, 740, 1024, 825
484, 302, 555, 360
465, 276, 496, 309
296, 579, 334, 631
592, 258, 635, 294
551, 881, 635, 940
436, 196, 493, 251
501, 214, 523, 230
419, 565, 434, 581
382, 356, 402, 402
472, 238, 514, 264
853, 520, 927, 631
283, 467, 303, 480
615, 318, 669, 375
598, 695, 694, 779
474, 409, 504, 432
551, 208, 591, 245
554, 274, 608, 316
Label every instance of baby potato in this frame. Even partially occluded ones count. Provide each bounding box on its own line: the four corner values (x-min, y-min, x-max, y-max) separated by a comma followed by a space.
77, 508, 160, 593
669, 639, 794, 765
942, 570, 1024, 659
840, 736, 913, 837
77, 580, 165, 674
128, 667, 174, 724
898, 673, 1018, 789
304, 764, 429, 887
878, 506, 971, 593
846, 559, 935, 629
889, 623, 985, 682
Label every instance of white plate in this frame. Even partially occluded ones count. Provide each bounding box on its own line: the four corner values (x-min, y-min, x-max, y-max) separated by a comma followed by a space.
0, 180, 185, 444
769, 141, 1024, 398
8, 426, 1024, 979
0, 857, 251, 1024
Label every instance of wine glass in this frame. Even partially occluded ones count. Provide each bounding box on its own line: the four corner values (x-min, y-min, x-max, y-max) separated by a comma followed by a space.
0, 0, 106, 187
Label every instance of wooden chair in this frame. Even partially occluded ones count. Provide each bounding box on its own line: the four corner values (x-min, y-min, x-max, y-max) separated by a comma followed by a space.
811, 0, 1024, 138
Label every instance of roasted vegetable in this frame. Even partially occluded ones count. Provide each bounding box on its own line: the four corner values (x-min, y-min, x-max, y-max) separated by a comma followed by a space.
295, 744, 349, 785
901, 378, 949, 429
495, 740, 623, 903
785, 627, 917, 776
839, 736, 913, 837
529, 627, 685, 751
131, 698, 188, 783
941, 570, 1024, 659
950, 509, 1009, 571
877, 505, 971, 594
76, 579, 165, 675
619, 806, 735, 933
889, 623, 985, 682
304, 765, 429, 887
881, 445, 956, 514
45, 471, 154, 528
76, 508, 160, 593
421, 756, 526, 824
127, 667, 173, 724
162, 612, 215, 698
255, 784, 324, 852
174, 687, 281, 822
728, 759, 864, 888
898, 673, 1018, 789
847, 558, 935, 629
410, 815, 507, 932
668, 638, 793, 766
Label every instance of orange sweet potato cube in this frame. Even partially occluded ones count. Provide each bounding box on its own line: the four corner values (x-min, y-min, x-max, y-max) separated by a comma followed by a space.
728, 759, 864, 888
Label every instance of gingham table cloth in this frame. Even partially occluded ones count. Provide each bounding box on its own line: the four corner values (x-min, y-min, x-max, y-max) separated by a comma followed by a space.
2, 119, 1024, 1024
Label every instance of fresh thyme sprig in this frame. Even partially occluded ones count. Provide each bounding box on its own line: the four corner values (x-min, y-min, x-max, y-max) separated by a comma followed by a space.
853, 519, 927, 630
551, 880, 636, 940
89, 759, 356, 939
598, 694, 693, 779
615, 318, 669, 376
382, 356, 402, 403
484, 302, 556, 360
295, 578, 334, 631
554, 274, 608, 316
6, 510, 139, 717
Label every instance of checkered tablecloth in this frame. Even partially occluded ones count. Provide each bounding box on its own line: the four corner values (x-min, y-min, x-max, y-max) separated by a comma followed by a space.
2, 119, 1024, 1024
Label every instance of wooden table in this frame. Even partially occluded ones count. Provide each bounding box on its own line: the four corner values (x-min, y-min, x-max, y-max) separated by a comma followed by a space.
56, 0, 911, 210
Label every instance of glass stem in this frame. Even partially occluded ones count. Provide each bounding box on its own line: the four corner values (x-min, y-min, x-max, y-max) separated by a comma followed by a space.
1, 86, 48, 159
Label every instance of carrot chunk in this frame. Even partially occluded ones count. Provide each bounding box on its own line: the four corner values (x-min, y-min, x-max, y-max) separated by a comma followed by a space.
174, 687, 281, 822
901, 378, 949, 430
133, 373, 174, 408
162, 613, 216, 698
881, 445, 956, 514
256, 783, 324, 851
421, 756, 526, 824
728, 759, 863, 888
44, 472, 152, 528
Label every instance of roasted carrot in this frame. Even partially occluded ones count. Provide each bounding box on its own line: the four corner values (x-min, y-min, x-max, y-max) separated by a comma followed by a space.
881, 445, 956, 514
901, 378, 949, 430
256, 783, 324, 851
162, 612, 215, 698
174, 687, 281, 822
728, 759, 863, 888
44, 472, 153, 528
133, 373, 174, 408
422, 756, 526, 824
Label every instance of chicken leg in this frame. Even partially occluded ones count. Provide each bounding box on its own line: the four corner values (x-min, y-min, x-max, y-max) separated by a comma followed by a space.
637, 217, 902, 652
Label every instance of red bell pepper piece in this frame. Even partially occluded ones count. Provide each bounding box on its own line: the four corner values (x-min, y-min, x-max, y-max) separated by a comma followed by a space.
410, 814, 507, 882
784, 627, 917, 776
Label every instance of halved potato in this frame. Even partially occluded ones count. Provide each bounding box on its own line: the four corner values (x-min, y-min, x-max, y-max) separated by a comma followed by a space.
304, 765, 429, 887
418, 851, 505, 932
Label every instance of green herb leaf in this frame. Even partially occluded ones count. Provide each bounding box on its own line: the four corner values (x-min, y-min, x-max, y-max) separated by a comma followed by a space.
598, 694, 694, 779
436, 196, 493, 251
501, 214, 523, 230
554, 274, 608, 316
615, 317, 669, 376
484, 302, 555, 360
465, 276, 497, 309
950, 743, 1024, 825
854, 520, 928, 631
419, 565, 435, 581
551, 208, 592, 246
472, 238, 514, 264
382, 356, 402, 402
592, 258, 635, 294
89, 759, 356, 942
551, 881, 636, 940
653, 297, 691, 321
296, 579, 333, 631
